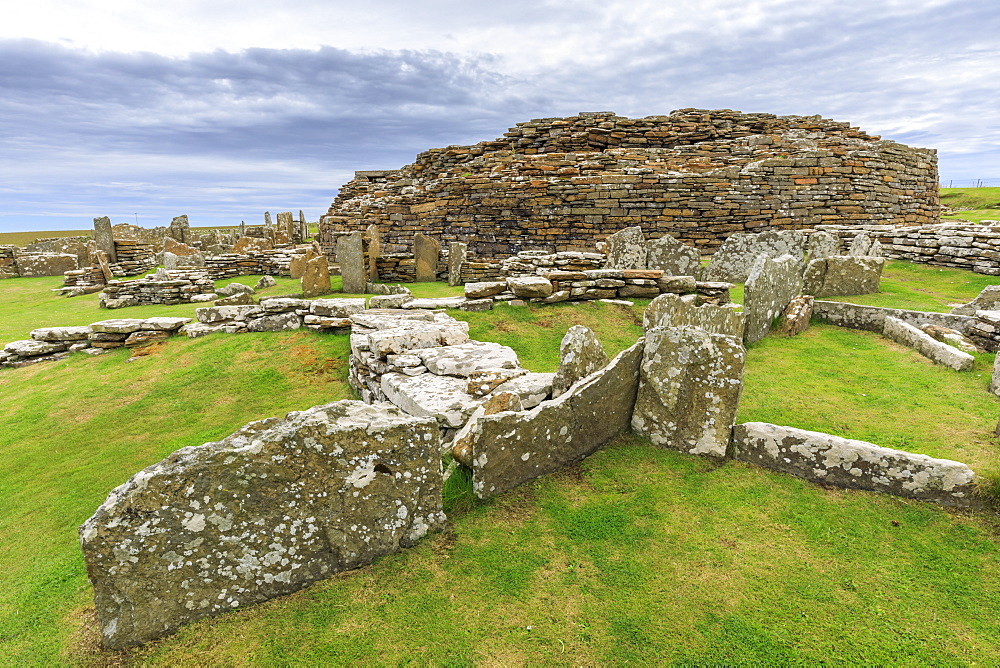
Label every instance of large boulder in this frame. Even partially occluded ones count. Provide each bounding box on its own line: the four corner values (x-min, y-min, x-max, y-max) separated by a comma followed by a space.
216, 282, 255, 297
80, 401, 445, 648
506, 276, 554, 299
643, 292, 744, 339
550, 325, 609, 398
631, 325, 745, 458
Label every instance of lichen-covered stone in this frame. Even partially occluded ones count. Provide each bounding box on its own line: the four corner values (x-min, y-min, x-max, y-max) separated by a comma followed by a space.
262, 298, 311, 313
703, 230, 807, 282
401, 296, 467, 309
451, 391, 524, 464
551, 325, 609, 398
605, 226, 647, 270
802, 256, 884, 297
646, 234, 701, 277
631, 326, 745, 458
215, 292, 257, 306
31, 326, 92, 342
466, 368, 528, 397
464, 281, 508, 299
4, 339, 68, 356
90, 319, 148, 334
367, 321, 470, 358
643, 292, 745, 339
448, 242, 467, 287
469, 341, 643, 498
310, 298, 366, 317
743, 253, 803, 344
380, 372, 483, 428
216, 282, 255, 297
337, 232, 366, 293
301, 256, 331, 298
196, 306, 263, 324
731, 422, 977, 506
492, 372, 554, 409
775, 295, 814, 337
883, 316, 974, 371
369, 293, 413, 309
414, 233, 440, 282
506, 276, 554, 299
847, 231, 873, 256
807, 230, 840, 260
80, 400, 444, 648
246, 312, 302, 332
415, 341, 520, 377
255, 275, 277, 289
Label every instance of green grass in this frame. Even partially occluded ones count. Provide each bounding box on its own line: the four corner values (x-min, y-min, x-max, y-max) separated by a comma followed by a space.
940, 187, 1000, 224
822, 260, 996, 312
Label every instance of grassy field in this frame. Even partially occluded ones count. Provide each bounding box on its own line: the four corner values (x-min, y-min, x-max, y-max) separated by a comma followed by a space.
3, 262, 1000, 663
940, 186, 1000, 223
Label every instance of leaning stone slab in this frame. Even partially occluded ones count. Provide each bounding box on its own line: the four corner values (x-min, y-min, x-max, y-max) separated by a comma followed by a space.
847, 232, 873, 257
743, 253, 803, 344
367, 321, 470, 358
703, 230, 807, 282
448, 242, 467, 287
80, 400, 445, 648
643, 293, 745, 339
802, 256, 884, 297
301, 256, 331, 298
551, 325, 609, 398
774, 295, 814, 337
468, 340, 643, 498
31, 326, 92, 342
646, 234, 700, 277
731, 422, 978, 507
951, 285, 1000, 316
416, 341, 520, 377
883, 316, 974, 371
381, 371, 483, 428
604, 226, 647, 270
631, 326, 745, 458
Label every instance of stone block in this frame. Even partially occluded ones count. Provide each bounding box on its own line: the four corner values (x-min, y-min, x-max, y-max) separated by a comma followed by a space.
448, 242, 467, 286
605, 226, 647, 270
216, 282, 255, 297
4, 339, 69, 356
775, 295, 814, 336
802, 256, 884, 297
704, 230, 807, 282
415, 341, 520, 377
646, 235, 700, 277
743, 253, 803, 344
31, 326, 92, 342
414, 233, 440, 282
643, 293, 745, 339
94, 216, 117, 264
80, 401, 444, 648
380, 372, 483, 428
310, 298, 367, 317
301, 256, 331, 298
883, 316, 974, 371
246, 312, 302, 332
367, 321, 470, 358
551, 325, 609, 398
464, 281, 507, 299
506, 276, 554, 299
732, 422, 977, 507
336, 232, 366, 294
631, 326, 745, 458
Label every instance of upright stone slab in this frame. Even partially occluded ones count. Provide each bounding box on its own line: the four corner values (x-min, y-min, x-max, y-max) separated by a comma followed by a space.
743, 253, 804, 344
631, 325, 745, 458
646, 234, 701, 277
605, 226, 647, 270
301, 255, 331, 298
366, 224, 381, 282
469, 341, 643, 498
299, 211, 309, 242
802, 256, 884, 297
732, 422, 977, 507
703, 230, 807, 282
775, 295, 814, 337
807, 230, 840, 260
414, 233, 440, 282
289, 247, 318, 279
551, 325, 609, 398
169, 215, 190, 244
337, 232, 366, 294
93, 216, 117, 264
448, 242, 467, 286
848, 232, 873, 257
643, 292, 744, 339
277, 211, 295, 242
80, 400, 444, 649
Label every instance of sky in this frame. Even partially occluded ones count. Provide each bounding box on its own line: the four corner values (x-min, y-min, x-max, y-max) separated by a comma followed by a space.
1, 0, 998, 232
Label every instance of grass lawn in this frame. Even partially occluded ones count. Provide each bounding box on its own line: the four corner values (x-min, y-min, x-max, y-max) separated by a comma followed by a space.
822, 260, 996, 312
3, 262, 1000, 663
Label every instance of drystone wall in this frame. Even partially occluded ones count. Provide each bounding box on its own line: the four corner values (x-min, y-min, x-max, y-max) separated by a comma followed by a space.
321, 109, 938, 261
99, 270, 217, 309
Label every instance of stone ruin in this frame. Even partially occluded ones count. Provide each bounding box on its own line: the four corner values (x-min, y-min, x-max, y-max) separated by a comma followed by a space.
320, 109, 937, 261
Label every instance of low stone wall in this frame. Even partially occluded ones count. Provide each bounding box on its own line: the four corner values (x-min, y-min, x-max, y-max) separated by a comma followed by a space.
100, 272, 216, 309
883, 316, 975, 371
80, 400, 446, 648
205, 247, 304, 279
185, 297, 367, 337
112, 240, 157, 276
731, 422, 978, 507
812, 300, 975, 334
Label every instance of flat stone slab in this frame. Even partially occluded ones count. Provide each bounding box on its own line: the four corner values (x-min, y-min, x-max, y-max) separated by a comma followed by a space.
31, 326, 92, 341
732, 422, 977, 507
263, 298, 311, 313
4, 339, 69, 356
415, 341, 521, 377
89, 319, 148, 334
196, 306, 264, 324
80, 400, 444, 648
380, 371, 484, 428
492, 372, 554, 409
141, 317, 192, 331
367, 321, 470, 358
401, 297, 467, 310
803, 256, 884, 297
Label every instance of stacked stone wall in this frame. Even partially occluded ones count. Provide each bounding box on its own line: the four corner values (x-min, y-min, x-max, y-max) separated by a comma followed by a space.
205, 247, 302, 279
321, 109, 938, 261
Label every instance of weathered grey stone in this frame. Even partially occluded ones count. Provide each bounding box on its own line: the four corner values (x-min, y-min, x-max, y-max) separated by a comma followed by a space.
551, 325, 609, 398
311, 298, 366, 317
216, 282, 255, 297
141, 317, 192, 331
262, 297, 311, 313
246, 312, 302, 332
803, 256, 884, 297
919, 324, 978, 353
255, 275, 277, 289
452, 392, 524, 464
94, 216, 117, 264
703, 230, 807, 282
643, 293, 745, 339
196, 306, 263, 324
301, 256, 331, 298
366, 224, 381, 281
414, 233, 440, 282
883, 316, 974, 371
466, 368, 529, 397
369, 293, 414, 309
90, 319, 148, 334
401, 297, 467, 310
215, 292, 258, 306
31, 326, 92, 342
163, 237, 200, 257
367, 282, 410, 296
506, 276, 554, 299
124, 330, 170, 347
190, 293, 218, 303
605, 226, 647, 270
807, 230, 840, 261
336, 232, 366, 294
731, 422, 978, 507
416, 341, 520, 377
848, 232, 873, 257
775, 295, 814, 337
868, 239, 884, 258
4, 339, 68, 356
656, 275, 698, 294
80, 400, 444, 648
468, 341, 643, 498
367, 321, 470, 358
448, 242, 467, 287
180, 323, 225, 338
743, 253, 803, 344
277, 211, 295, 241
464, 281, 507, 299
168, 214, 190, 244
646, 235, 701, 277
951, 285, 1000, 316
492, 372, 554, 409
813, 301, 974, 335
16, 253, 78, 277
232, 236, 273, 255
991, 354, 1000, 398
380, 372, 482, 428
631, 326, 745, 458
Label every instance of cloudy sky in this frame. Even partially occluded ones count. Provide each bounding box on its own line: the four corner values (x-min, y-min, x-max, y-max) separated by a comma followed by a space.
1, 0, 998, 232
